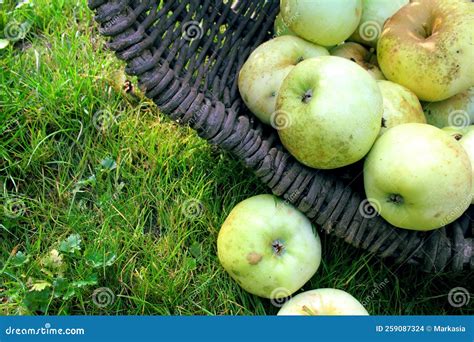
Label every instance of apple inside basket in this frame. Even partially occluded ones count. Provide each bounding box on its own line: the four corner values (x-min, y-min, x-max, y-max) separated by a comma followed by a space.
239, 0, 474, 232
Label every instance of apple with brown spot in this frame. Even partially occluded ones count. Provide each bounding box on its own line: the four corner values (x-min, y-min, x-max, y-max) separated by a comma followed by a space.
217, 194, 321, 299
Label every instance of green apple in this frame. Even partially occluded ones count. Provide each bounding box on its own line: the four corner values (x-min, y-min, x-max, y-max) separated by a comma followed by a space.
377, 0, 474, 101
423, 87, 474, 128
280, 0, 362, 47
217, 194, 321, 299
330, 42, 385, 80
277, 56, 383, 169
377, 80, 426, 136
349, 0, 409, 47
442, 125, 474, 204
364, 123, 472, 231
274, 13, 295, 37
277, 289, 369, 315
238, 36, 328, 125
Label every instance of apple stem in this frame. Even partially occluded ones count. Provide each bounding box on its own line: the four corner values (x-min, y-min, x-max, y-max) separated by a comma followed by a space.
272, 240, 285, 256
302, 305, 317, 315
301, 89, 312, 103
366, 48, 375, 63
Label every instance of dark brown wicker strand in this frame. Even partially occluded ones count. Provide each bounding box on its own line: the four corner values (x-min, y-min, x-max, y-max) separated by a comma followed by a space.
88, 0, 473, 272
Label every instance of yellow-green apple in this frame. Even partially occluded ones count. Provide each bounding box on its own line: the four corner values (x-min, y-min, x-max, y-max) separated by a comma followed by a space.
377, 0, 474, 101
217, 194, 321, 299
277, 289, 369, 315
238, 36, 328, 125
330, 42, 385, 80
280, 0, 362, 46
349, 0, 409, 47
277, 56, 383, 169
377, 80, 426, 136
364, 123, 472, 230
423, 87, 474, 128
443, 125, 474, 203
274, 13, 295, 37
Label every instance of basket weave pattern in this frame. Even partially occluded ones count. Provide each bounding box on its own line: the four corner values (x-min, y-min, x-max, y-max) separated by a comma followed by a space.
88, 0, 473, 272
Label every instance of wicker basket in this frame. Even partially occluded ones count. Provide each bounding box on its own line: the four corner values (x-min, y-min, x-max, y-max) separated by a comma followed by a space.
88, 0, 473, 272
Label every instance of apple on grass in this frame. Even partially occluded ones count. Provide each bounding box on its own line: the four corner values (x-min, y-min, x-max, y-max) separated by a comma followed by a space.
280, 0, 362, 47
377, 0, 474, 101
423, 87, 474, 128
276, 56, 383, 169
238, 36, 328, 125
443, 125, 474, 204
330, 42, 385, 80
277, 288, 369, 316
364, 123, 472, 231
377, 80, 426, 136
349, 0, 409, 47
217, 194, 321, 299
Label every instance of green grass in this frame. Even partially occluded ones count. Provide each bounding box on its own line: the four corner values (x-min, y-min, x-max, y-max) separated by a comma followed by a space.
1, 0, 472, 315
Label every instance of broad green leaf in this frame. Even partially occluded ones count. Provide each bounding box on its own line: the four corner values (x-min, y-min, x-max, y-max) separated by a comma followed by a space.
62, 288, 76, 300
86, 251, 117, 268
73, 175, 97, 194
72, 274, 97, 288
189, 242, 202, 259
11, 251, 29, 266
23, 289, 51, 313
59, 234, 82, 254
52, 278, 69, 298
53, 278, 76, 300
100, 156, 117, 171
